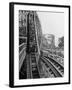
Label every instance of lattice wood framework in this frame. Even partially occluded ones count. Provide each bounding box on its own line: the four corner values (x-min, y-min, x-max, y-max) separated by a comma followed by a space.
19, 11, 42, 79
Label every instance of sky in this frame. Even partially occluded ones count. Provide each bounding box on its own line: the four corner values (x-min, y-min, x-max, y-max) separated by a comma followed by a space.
37, 11, 64, 46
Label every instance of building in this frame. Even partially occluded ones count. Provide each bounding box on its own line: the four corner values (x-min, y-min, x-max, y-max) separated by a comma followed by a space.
44, 34, 55, 49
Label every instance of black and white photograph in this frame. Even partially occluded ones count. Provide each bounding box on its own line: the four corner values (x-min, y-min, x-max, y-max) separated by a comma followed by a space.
9, 2, 70, 87
19, 10, 64, 79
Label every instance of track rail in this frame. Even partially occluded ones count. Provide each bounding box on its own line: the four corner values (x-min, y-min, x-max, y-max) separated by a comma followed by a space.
19, 57, 27, 79
19, 53, 40, 79
44, 56, 64, 76
40, 56, 63, 77
30, 53, 40, 78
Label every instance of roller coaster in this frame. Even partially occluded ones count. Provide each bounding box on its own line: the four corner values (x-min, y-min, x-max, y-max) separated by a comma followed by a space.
19, 11, 64, 79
